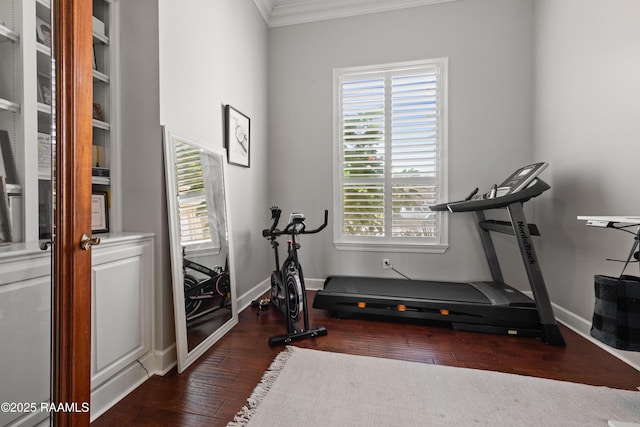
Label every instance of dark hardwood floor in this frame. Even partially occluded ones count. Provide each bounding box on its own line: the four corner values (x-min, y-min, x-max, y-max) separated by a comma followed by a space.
93, 291, 640, 426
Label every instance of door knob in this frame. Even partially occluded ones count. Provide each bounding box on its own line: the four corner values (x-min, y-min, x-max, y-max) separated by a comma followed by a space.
80, 233, 101, 250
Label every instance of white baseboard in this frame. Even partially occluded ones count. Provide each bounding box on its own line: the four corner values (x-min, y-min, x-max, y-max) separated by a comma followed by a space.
518, 291, 640, 373
89, 346, 177, 422
95, 277, 640, 424
304, 278, 324, 291
236, 277, 325, 308
303, 282, 640, 373
154, 281, 640, 388
312, 279, 640, 372
237, 278, 271, 311
552, 302, 640, 373
90, 351, 155, 421
152, 343, 177, 376
86, 276, 339, 421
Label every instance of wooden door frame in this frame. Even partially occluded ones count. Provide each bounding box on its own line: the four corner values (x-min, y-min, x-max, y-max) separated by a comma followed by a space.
51, 0, 93, 425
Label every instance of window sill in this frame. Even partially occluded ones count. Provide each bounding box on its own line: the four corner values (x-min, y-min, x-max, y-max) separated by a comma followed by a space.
333, 241, 448, 254
183, 244, 221, 256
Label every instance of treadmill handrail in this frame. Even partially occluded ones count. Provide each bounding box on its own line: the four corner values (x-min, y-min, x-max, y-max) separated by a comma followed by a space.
430, 179, 550, 213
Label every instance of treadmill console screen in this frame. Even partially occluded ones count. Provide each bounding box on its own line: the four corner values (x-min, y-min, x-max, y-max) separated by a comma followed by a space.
495, 162, 548, 197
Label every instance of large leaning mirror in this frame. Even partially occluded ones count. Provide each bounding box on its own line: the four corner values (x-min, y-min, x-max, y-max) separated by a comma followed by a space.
163, 128, 238, 373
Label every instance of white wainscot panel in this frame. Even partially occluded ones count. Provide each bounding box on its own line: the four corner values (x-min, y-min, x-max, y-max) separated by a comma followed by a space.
91, 240, 152, 388
0, 249, 51, 427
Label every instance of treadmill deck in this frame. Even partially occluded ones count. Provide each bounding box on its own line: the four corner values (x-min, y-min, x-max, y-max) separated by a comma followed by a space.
319, 275, 534, 306
313, 275, 540, 334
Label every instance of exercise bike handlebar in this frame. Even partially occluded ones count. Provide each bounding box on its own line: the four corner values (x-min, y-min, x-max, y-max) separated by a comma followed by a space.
262, 208, 328, 238
297, 209, 329, 235
262, 206, 283, 238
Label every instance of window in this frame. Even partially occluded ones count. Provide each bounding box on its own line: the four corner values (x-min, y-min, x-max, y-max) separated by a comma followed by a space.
333, 58, 448, 252
175, 141, 220, 250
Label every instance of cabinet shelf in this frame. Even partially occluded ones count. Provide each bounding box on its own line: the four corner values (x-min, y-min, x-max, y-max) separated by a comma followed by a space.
0, 98, 20, 113
93, 31, 109, 46
93, 119, 110, 131
93, 69, 109, 83
0, 23, 19, 43
37, 102, 51, 114
36, 42, 51, 57
7, 183, 22, 194
92, 176, 110, 186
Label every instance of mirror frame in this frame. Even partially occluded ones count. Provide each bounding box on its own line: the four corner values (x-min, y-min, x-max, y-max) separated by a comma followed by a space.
162, 127, 238, 373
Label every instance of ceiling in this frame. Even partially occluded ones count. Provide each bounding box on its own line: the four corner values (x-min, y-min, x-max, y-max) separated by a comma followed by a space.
252, 0, 459, 27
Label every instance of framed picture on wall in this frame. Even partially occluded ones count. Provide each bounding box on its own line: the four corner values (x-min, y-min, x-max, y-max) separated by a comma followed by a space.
224, 105, 250, 167
91, 191, 109, 233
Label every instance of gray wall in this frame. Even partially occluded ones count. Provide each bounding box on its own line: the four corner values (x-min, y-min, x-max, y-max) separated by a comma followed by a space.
119, 0, 640, 367
533, 0, 640, 348
120, 0, 271, 351
157, 0, 271, 309
268, 0, 536, 286
157, 0, 270, 340
268, 0, 640, 367
119, 0, 170, 349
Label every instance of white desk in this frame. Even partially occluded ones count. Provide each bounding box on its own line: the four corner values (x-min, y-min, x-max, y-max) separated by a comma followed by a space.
578, 216, 639, 275
577, 216, 640, 227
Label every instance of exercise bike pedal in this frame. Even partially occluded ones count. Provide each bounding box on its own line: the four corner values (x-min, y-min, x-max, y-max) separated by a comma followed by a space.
251, 298, 271, 312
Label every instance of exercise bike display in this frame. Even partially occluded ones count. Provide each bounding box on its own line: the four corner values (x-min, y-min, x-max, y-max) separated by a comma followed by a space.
183, 247, 231, 323
260, 206, 329, 346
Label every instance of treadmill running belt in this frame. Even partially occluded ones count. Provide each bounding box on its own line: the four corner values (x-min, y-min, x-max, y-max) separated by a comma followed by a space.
324, 276, 490, 304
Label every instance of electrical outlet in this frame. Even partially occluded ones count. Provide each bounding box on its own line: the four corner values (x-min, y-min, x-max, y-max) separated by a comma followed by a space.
383, 258, 391, 269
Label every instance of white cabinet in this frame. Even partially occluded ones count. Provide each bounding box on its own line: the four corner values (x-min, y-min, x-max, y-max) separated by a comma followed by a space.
90, 233, 154, 420
0, 244, 51, 427
0, 233, 154, 425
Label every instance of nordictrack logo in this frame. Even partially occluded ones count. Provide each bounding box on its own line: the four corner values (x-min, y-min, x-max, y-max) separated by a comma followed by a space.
517, 221, 536, 265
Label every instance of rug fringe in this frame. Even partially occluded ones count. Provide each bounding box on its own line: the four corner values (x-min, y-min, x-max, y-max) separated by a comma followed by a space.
227, 346, 296, 426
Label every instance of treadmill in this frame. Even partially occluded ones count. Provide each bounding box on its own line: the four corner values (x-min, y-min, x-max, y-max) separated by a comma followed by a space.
313, 162, 566, 346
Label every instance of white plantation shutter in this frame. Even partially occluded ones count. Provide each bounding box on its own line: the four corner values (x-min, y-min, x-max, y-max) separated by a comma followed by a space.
335, 59, 448, 250
175, 142, 215, 246
342, 76, 386, 237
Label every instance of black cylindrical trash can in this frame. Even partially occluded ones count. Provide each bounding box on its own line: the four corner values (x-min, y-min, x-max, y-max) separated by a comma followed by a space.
591, 274, 640, 351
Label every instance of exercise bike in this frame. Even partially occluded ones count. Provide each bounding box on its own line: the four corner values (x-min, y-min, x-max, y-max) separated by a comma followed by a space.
183, 247, 231, 323
260, 206, 329, 346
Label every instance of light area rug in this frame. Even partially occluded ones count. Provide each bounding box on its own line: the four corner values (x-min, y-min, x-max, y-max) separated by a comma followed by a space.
229, 346, 640, 427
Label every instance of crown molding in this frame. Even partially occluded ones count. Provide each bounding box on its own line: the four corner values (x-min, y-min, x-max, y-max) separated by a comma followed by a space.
253, 0, 459, 28
252, 0, 275, 24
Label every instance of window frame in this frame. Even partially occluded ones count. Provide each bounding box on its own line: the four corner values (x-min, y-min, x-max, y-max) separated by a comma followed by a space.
332, 58, 449, 253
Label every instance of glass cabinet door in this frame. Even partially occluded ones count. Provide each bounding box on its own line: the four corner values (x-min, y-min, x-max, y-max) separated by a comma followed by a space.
0, 1, 54, 425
